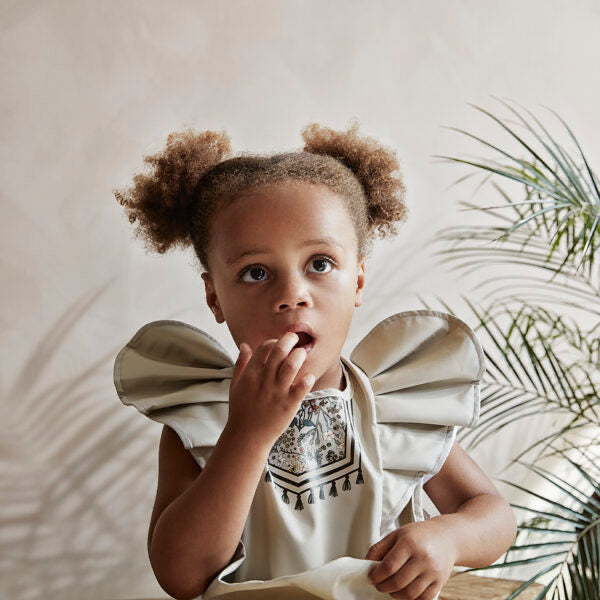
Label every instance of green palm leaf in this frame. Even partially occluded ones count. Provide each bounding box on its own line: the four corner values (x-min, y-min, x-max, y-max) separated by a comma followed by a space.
433, 97, 600, 278
427, 99, 600, 598
461, 456, 599, 599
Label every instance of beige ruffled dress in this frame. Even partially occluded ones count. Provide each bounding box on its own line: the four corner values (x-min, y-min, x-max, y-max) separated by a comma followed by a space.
113, 309, 486, 600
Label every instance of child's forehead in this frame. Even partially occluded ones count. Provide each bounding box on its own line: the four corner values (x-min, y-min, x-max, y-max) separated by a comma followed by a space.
217, 184, 353, 231
211, 183, 358, 265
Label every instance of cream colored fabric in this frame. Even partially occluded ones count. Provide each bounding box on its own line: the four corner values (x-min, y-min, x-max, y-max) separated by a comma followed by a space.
113, 309, 485, 599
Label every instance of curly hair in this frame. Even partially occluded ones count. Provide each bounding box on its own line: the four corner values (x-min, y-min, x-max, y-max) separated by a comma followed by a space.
113, 120, 408, 273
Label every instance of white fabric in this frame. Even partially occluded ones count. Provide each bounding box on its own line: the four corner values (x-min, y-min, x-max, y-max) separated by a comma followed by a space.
113, 309, 486, 599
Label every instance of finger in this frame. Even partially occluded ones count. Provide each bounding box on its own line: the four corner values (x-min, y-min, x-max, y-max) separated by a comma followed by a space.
387, 572, 430, 598
368, 543, 411, 585
292, 372, 316, 397
377, 557, 423, 594
263, 332, 300, 382
247, 338, 278, 372
413, 580, 440, 600
278, 346, 313, 397
365, 531, 396, 562
232, 342, 252, 383
260, 338, 279, 366
276, 346, 308, 388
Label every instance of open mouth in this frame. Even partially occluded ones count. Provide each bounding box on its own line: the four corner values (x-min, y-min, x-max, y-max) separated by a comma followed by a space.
293, 332, 315, 353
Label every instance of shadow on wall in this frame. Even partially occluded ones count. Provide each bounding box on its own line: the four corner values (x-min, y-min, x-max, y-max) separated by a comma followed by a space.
2, 281, 166, 599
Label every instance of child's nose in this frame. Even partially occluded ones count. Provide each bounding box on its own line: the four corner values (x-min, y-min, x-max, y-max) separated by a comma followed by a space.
273, 273, 312, 311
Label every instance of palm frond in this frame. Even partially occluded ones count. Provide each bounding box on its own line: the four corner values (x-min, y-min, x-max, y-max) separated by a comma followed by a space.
433, 98, 600, 279
460, 455, 600, 600
426, 296, 599, 466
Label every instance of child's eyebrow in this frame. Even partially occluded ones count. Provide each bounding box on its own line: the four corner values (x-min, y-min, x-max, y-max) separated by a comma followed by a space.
226, 237, 344, 266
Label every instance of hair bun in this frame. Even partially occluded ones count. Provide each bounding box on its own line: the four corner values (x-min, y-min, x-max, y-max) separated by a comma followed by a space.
301, 120, 408, 239
114, 129, 232, 254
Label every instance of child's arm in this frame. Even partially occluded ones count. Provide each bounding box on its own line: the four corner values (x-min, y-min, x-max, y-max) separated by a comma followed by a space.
365, 441, 517, 598
148, 423, 273, 600
421, 440, 517, 566
147, 333, 313, 600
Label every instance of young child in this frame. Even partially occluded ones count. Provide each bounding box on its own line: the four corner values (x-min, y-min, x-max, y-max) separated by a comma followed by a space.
113, 122, 517, 600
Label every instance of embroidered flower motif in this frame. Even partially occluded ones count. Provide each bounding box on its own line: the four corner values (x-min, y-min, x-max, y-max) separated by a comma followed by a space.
265, 386, 365, 507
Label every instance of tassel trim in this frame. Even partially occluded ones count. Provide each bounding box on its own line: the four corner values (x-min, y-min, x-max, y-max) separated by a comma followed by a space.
264, 467, 365, 508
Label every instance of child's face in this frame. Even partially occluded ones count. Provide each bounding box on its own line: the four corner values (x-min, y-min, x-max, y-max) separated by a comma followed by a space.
201, 181, 366, 392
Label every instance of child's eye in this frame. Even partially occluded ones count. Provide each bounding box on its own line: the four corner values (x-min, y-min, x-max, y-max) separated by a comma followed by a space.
240, 266, 268, 283
238, 255, 335, 283
308, 256, 334, 274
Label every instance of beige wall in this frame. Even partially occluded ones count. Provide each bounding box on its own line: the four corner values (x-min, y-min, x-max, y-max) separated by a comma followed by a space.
2, 1, 599, 598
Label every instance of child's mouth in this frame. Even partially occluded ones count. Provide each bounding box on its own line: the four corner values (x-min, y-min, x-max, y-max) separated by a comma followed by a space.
293, 332, 315, 353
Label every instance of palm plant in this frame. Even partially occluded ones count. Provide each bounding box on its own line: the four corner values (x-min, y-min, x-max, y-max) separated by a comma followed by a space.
423, 96, 600, 599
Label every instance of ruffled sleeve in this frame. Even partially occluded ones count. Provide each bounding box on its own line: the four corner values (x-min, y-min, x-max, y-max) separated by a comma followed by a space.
349, 309, 486, 530
113, 319, 235, 467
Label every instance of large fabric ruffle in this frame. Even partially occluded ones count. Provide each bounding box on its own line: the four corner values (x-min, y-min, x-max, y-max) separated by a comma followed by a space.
347, 310, 485, 532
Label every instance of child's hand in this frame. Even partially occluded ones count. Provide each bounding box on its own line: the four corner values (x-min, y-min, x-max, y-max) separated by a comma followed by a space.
226, 332, 316, 447
364, 519, 457, 599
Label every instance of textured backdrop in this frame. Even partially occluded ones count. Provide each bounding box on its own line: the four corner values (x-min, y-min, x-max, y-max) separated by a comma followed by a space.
2, 1, 599, 598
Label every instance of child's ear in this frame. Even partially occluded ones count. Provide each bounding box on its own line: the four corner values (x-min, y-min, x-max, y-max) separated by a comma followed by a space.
201, 272, 225, 323
355, 255, 366, 307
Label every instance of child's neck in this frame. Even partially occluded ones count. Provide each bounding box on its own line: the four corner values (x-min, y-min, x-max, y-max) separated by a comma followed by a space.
311, 359, 346, 393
